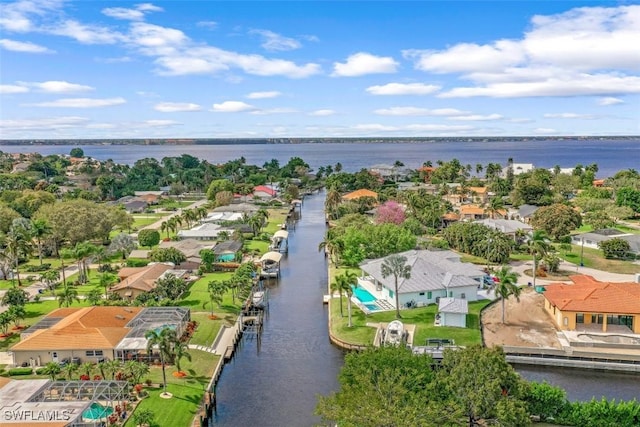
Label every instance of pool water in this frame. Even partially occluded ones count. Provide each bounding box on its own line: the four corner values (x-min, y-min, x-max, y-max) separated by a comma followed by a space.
364, 303, 380, 311
82, 403, 113, 420
218, 253, 235, 262
352, 285, 376, 303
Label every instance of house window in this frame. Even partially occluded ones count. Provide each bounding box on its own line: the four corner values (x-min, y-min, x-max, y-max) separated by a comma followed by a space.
607, 315, 620, 326
563, 317, 568, 326
620, 315, 634, 329
461, 293, 466, 299
592, 314, 603, 324
576, 313, 584, 324
419, 292, 425, 296
427, 291, 432, 299
85, 350, 104, 357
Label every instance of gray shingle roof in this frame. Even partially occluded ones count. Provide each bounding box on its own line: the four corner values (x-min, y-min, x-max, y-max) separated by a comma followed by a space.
359, 250, 484, 294
438, 297, 468, 314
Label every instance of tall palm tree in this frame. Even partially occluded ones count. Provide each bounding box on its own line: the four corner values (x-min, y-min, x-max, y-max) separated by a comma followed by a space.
494, 265, 522, 324
340, 271, 358, 328
528, 230, 550, 287
204, 280, 226, 317
70, 242, 96, 284
57, 282, 80, 307
160, 221, 169, 240
380, 254, 412, 319
43, 361, 61, 381
99, 272, 117, 299
5, 228, 31, 286
104, 359, 122, 380
145, 327, 177, 396
324, 189, 342, 220
30, 218, 52, 265
329, 275, 347, 318
173, 341, 191, 374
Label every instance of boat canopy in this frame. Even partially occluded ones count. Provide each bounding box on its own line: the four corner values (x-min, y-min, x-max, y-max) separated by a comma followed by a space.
260, 251, 283, 263
273, 230, 289, 239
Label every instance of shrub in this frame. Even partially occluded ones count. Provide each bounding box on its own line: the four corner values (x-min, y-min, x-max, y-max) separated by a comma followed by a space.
126, 258, 149, 268
25, 264, 52, 272
8, 367, 33, 376
35, 367, 47, 375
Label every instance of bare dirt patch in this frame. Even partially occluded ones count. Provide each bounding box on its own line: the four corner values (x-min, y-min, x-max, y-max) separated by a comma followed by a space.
482, 288, 562, 349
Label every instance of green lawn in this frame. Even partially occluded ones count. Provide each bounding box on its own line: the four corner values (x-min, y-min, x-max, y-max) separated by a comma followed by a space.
123, 349, 219, 427
262, 208, 289, 234
557, 244, 640, 274
244, 239, 269, 255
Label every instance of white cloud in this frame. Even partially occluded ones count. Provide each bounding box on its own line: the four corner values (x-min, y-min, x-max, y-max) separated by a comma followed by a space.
48, 20, 125, 44
448, 114, 503, 121
141, 119, 181, 128
19, 80, 94, 93
96, 56, 132, 63
246, 91, 282, 99
129, 22, 188, 48
136, 3, 164, 13
353, 123, 399, 131
308, 109, 336, 116
102, 7, 145, 21
0, 84, 29, 94
439, 73, 640, 98
332, 52, 399, 77
407, 5, 640, 98
197, 21, 218, 29
0, 38, 53, 53
29, 97, 126, 108
366, 82, 441, 95
250, 29, 301, 51
598, 97, 624, 106
543, 113, 597, 119
405, 124, 474, 132
211, 101, 256, 113
374, 107, 469, 116
534, 127, 557, 134
0, 116, 89, 131
250, 108, 298, 115
0, 0, 63, 33
154, 102, 201, 112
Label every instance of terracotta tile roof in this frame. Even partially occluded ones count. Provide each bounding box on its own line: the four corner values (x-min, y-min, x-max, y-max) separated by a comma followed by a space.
460, 205, 485, 215
342, 189, 378, 200
253, 185, 277, 196
468, 186, 488, 194
112, 263, 173, 292
442, 212, 460, 220
11, 307, 142, 351
544, 275, 640, 315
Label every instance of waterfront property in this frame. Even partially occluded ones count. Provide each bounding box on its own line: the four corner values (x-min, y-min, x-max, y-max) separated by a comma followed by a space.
110, 262, 188, 300
177, 222, 235, 240
543, 275, 640, 333
213, 239, 243, 262
357, 250, 485, 311
437, 297, 468, 328
269, 230, 289, 253
474, 218, 533, 240
341, 188, 379, 201
259, 251, 283, 278
158, 238, 215, 266
10, 306, 190, 367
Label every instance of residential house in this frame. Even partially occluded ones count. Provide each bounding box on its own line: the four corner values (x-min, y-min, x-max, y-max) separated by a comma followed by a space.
341, 189, 379, 201
10, 306, 190, 367
543, 275, 640, 333
177, 223, 235, 240
158, 239, 215, 265
571, 229, 640, 255
459, 205, 486, 221
202, 211, 244, 223
502, 163, 534, 177
475, 219, 533, 240
211, 203, 259, 214
213, 239, 243, 262
110, 263, 187, 300
437, 297, 468, 328
357, 250, 484, 309
369, 164, 411, 181
515, 204, 539, 223
123, 199, 148, 214
253, 185, 277, 200
466, 187, 489, 204
134, 190, 167, 197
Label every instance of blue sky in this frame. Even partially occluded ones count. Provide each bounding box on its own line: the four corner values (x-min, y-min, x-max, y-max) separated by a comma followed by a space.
1, 0, 639, 139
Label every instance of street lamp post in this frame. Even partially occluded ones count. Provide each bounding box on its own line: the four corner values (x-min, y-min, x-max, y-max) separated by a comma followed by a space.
486, 238, 493, 271
579, 238, 585, 267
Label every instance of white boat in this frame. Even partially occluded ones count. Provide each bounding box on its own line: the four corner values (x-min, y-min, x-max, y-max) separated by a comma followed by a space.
384, 320, 405, 346
252, 291, 265, 308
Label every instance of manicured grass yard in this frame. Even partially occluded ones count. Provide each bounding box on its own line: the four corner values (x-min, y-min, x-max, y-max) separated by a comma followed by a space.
557, 244, 640, 274
262, 208, 289, 234
329, 295, 490, 347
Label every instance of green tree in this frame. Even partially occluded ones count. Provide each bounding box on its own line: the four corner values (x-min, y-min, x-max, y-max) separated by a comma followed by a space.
62, 363, 78, 380
380, 254, 412, 319
584, 210, 615, 230
42, 361, 61, 381
86, 288, 103, 306
0, 312, 12, 336
133, 409, 155, 427
204, 280, 226, 316
528, 230, 550, 287
69, 147, 84, 157
125, 361, 149, 385
57, 285, 80, 307
493, 266, 522, 324
438, 345, 530, 427
79, 362, 94, 377
4, 226, 32, 286
206, 179, 234, 201
530, 203, 582, 240
145, 326, 177, 396
173, 340, 191, 374
109, 232, 136, 259
599, 238, 632, 259
148, 247, 186, 264
7, 304, 26, 329
104, 359, 122, 380
99, 272, 117, 299
616, 187, 640, 213
138, 229, 160, 249
525, 382, 569, 422
0, 205, 21, 234
30, 218, 52, 265
1, 287, 29, 307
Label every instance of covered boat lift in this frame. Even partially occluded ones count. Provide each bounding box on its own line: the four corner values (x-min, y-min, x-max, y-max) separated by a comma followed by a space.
269, 230, 289, 253
259, 251, 283, 278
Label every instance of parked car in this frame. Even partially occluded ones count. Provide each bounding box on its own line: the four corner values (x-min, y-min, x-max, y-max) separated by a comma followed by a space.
59, 357, 81, 367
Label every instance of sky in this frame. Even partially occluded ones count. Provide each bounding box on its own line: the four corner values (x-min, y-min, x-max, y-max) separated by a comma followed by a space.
1, 0, 639, 139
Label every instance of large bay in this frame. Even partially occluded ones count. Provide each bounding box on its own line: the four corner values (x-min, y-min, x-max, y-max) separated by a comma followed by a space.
1, 139, 639, 178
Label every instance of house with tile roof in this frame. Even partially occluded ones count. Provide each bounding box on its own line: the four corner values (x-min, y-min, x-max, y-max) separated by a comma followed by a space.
543, 275, 640, 333
11, 307, 191, 368
110, 263, 188, 300
357, 250, 484, 309
459, 204, 487, 221
252, 185, 277, 199
341, 188, 379, 201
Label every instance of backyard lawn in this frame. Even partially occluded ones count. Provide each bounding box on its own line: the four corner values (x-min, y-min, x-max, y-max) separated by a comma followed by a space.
557, 244, 640, 274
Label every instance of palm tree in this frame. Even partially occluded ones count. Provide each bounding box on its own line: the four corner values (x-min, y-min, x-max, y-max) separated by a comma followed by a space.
42, 361, 61, 381
79, 362, 94, 378
8, 305, 26, 329
126, 361, 149, 385
324, 189, 342, 220
99, 272, 117, 299
104, 359, 122, 380
145, 327, 177, 396
5, 228, 31, 286
69, 242, 96, 284
528, 230, 550, 287
329, 275, 347, 318
40, 269, 60, 292
380, 254, 412, 319
30, 219, 52, 266
318, 232, 343, 267
57, 285, 80, 307
173, 341, 191, 374
0, 312, 12, 336
86, 288, 102, 306
494, 265, 522, 324
62, 363, 78, 380
204, 280, 226, 317
341, 271, 357, 327
486, 197, 505, 219
96, 360, 107, 379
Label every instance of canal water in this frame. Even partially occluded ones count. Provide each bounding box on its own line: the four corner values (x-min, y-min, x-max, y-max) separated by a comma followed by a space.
212, 191, 639, 427
211, 191, 344, 427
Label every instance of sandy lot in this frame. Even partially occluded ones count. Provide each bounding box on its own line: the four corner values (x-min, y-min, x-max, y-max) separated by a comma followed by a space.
482, 288, 563, 349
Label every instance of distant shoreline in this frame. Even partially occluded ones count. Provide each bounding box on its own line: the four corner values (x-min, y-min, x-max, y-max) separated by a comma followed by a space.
0, 136, 638, 146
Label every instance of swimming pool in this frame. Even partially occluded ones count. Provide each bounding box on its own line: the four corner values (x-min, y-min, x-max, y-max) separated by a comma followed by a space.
352, 285, 376, 303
